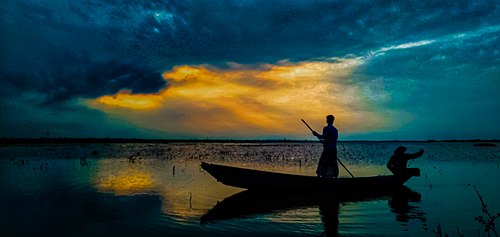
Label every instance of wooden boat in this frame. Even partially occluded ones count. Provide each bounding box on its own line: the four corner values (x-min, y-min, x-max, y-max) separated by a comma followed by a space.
201, 162, 419, 191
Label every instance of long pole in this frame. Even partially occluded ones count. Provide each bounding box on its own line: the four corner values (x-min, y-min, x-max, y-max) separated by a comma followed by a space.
301, 119, 355, 178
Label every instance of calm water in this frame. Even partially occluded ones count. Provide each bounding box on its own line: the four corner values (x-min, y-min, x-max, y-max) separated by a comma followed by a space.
1, 142, 499, 236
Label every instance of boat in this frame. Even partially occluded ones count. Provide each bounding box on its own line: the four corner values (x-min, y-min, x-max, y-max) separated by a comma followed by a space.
201, 162, 419, 191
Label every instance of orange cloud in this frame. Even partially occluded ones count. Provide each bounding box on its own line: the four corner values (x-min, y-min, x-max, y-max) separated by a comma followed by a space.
87, 59, 407, 138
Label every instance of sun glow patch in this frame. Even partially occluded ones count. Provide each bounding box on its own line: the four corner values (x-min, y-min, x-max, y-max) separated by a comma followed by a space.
88, 58, 404, 137
94, 90, 163, 110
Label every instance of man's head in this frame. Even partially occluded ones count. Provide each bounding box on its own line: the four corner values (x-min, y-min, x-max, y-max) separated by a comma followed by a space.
326, 115, 335, 125
394, 146, 407, 155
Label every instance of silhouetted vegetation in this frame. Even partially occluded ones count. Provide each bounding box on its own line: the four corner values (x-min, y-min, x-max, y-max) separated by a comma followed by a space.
474, 186, 499, 237
434, 186, 499, 237
474, 143, 497, 147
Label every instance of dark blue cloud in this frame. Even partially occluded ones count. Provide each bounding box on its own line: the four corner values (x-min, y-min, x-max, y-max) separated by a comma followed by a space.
4, 0, 497, 67
1, 0, 499, 139
349, 25, 500, 139
356, 27, 500, 106
1, 51, 166, 105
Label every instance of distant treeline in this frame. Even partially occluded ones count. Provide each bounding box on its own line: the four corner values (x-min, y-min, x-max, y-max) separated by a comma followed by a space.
0, 138, 498, 145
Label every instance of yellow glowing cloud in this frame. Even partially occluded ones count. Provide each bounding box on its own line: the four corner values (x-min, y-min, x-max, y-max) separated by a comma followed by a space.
95, 90, 163, 110
88, 58, 404, 137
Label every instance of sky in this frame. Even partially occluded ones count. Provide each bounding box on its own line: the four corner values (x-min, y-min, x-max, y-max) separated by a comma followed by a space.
0, 0, 499, 140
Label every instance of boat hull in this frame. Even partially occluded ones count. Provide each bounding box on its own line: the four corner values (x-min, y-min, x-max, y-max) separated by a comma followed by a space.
201, 162, 418, 191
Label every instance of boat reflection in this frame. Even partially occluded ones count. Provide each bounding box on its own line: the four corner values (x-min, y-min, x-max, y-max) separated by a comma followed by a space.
389, 187, 427, 224
201, 186, 426, 236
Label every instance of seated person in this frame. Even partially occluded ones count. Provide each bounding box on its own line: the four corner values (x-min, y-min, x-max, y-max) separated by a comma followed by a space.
387, 146, 424, 177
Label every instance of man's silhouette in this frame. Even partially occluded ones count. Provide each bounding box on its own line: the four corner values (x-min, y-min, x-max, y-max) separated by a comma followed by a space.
313, 115, 339, 178
387, 146, 424, 177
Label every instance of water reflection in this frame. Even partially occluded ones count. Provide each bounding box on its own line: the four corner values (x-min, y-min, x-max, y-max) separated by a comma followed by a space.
389, 187, 427, 231
2, 142, 496, 236
90, 159, 239, 219
201, 186, 425, 236
319, 201, 339, 237
390, 190, 421, 221
95, 169, 155, 195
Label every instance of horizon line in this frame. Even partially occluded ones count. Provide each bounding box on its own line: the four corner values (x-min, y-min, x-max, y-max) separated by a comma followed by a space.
1, 137, 498, 144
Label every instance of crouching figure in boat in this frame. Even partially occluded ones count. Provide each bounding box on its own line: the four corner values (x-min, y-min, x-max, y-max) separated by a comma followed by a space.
387, 146, 424, 177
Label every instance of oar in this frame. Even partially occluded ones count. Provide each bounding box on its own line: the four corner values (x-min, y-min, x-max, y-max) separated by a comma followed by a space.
301, 119, 355, 178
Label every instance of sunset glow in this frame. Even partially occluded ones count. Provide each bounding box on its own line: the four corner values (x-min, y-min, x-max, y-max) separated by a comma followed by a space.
89, 58, 401, 138
2, 0, 498, 140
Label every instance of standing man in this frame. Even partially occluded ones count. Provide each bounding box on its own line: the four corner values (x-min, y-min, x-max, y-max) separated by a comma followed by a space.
313, 115, 339, 178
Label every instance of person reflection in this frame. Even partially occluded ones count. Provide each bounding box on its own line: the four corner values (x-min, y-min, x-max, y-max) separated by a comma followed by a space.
388, 187, 427, 230
319, 201, 340, 237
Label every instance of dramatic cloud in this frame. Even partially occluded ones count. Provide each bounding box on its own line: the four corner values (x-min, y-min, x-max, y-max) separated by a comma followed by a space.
1, 59, 166, 106
88, 58, 409, 138
3, 0, 497, 66
1, 0, 499, 139
353, 25, 500, 139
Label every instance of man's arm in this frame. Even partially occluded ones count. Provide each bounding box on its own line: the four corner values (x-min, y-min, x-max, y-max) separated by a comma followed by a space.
406, 149, 424, 160
313, 128, 326, 143
313, 131, 323, 139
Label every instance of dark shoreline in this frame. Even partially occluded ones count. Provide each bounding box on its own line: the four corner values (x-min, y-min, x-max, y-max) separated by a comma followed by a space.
1, 138, 498, 145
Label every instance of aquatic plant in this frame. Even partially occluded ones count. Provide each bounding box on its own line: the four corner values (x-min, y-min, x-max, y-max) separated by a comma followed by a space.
433, 224, 464, 237
473, 185, 499, 237
433, 185, 500, 237
433, 223, 448, 237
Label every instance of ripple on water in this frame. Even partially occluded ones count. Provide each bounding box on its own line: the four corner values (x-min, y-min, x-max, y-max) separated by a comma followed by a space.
0, 142, 499, 236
